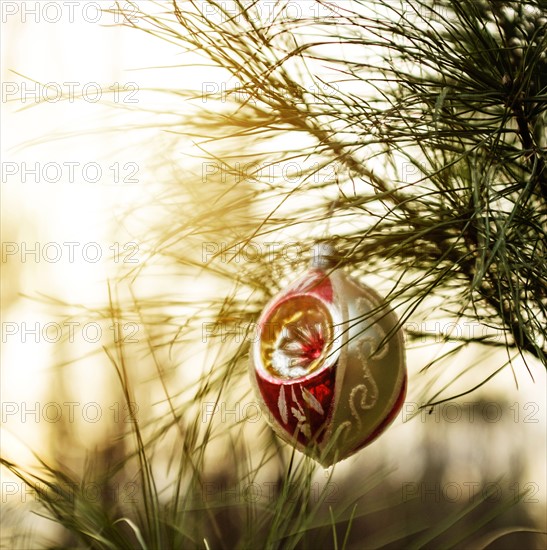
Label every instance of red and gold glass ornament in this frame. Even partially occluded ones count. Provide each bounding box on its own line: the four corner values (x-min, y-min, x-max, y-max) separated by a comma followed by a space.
249, 244, 407, 466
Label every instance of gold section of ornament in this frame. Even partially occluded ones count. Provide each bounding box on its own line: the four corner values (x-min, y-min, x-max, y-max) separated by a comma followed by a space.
260, 295, 334, 379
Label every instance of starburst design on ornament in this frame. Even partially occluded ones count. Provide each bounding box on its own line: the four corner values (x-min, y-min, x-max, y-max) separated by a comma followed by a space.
273, 321, 326, 372
261, 295, 334, 379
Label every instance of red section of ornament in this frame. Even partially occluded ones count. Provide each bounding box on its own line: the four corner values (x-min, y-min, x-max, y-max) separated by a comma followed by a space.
255, 363, 336, 446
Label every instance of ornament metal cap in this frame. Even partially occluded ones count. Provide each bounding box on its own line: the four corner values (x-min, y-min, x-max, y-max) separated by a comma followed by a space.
311, 242, 339, 269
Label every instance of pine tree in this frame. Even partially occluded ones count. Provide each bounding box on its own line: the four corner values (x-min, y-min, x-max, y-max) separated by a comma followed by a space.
2, 1, 546, 548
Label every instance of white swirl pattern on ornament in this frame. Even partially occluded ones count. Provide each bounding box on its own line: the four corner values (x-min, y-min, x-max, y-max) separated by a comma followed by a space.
348, 298, 387, 427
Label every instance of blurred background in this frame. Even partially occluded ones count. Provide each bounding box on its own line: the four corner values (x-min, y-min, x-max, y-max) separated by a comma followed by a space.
1, 1, 546, 548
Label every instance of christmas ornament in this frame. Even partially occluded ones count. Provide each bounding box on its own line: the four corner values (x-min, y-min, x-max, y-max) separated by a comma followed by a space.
249, 243, 406, 466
